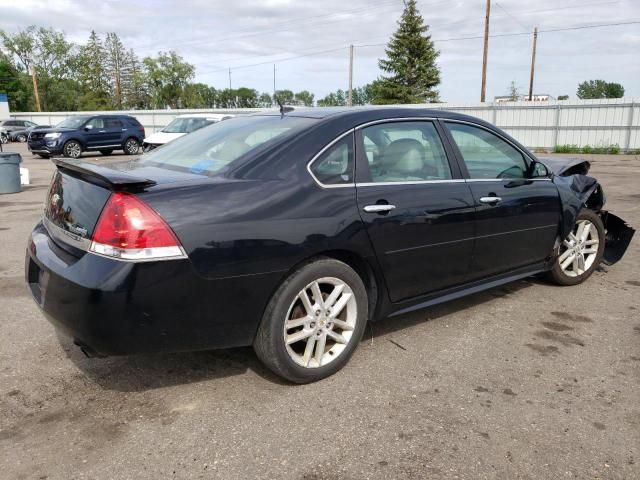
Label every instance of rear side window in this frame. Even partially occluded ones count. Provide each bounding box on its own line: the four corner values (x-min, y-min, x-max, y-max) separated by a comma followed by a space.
105, 119, 123, 129
445, 122, 528, 179
140, 116, 316, 175
360, 121, 451, 183
310, 134, 354, 185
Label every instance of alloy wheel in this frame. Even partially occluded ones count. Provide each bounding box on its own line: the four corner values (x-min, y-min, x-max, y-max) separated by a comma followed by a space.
558, 219, 600, 277
65, 142, 81, 158
283, 277, 358, 368
125, 138, 139, 154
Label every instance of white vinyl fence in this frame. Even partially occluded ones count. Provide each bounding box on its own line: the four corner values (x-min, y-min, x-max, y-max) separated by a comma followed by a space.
10, 98, 640, 151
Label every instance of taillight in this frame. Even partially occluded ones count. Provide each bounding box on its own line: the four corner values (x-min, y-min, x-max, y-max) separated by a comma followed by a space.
90, 192, 186, 261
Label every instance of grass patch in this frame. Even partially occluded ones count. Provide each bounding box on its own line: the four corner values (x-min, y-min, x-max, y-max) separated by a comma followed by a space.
554, 143, 621, 154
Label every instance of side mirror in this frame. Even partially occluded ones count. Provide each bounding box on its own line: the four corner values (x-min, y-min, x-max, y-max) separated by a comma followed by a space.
84, 125, 93, 131
530, 160, 551, 178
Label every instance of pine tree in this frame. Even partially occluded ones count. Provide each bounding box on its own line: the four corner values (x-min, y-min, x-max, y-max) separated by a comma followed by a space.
105, 32, 129, 109
122, 49, 147, 108
76, 31, 111, 109
374, 0, 440, 104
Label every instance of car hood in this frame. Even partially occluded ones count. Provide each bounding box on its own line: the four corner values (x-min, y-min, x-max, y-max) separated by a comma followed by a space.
145, 131, 186, 145
538, 156, 591, 176
31, 127, 77, 135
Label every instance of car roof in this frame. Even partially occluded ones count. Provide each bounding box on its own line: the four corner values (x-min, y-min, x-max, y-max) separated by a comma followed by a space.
175, 113, 233, 119
250, 106, 489, 125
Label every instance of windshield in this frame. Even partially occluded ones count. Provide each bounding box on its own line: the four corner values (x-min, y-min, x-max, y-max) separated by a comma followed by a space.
162, 117, 214, 134
141, 115, 315, 175
56, 117, 90, 129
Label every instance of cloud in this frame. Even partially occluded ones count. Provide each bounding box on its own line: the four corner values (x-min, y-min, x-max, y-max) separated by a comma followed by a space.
1, 0, 638, 101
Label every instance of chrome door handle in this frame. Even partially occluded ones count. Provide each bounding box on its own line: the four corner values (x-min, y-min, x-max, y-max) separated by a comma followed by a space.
363, 204, 396, 213
98, 130, 106, 133
479, 196, 502, 204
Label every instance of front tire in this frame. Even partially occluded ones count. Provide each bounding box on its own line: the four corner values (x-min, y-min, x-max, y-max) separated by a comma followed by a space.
254, 258, 368, 383
63, 140, 82, 159
16, 134, 27, 142
123, 137, 140, 155
546, 209, 605, 286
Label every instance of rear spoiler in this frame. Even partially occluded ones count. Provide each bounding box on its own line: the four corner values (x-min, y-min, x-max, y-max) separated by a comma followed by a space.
52, 158, 156, 190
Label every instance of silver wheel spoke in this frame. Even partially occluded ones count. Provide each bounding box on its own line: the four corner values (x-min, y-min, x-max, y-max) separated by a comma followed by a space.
583, 248, 598, 255
328, 292, 352, 319
331, 318, 354, 331
302, 336, 316, 366
558, 249, 573, 263
561, 253, 576, 270
324, 284, 345, 310
286, 328, 313, 345
584, 239, 599, 246
314, 333, 326, 366
286, 316, 309, 329
310, 281, 324, 307
580, 222, 591, 241
577, 254, 586, 273
299, 289, 314, 316
326, 330, 347, 344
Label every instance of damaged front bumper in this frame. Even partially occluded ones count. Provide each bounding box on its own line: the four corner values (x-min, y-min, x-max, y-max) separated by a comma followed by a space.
600, 211, 635, 265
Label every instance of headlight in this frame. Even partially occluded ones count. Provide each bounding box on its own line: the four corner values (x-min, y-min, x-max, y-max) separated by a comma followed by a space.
44, 132, 61, 139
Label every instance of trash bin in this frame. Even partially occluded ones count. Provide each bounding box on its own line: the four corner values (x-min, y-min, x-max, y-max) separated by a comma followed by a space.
0, 152, 22, 194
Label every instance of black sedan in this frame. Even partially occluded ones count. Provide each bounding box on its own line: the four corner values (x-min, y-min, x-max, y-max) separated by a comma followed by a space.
25, 108, 634, 383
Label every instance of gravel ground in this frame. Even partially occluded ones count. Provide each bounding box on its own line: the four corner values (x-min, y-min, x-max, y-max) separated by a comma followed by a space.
1, 143, 638, 480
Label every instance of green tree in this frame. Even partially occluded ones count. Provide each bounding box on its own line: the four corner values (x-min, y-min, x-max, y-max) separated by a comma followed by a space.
0, 58, 30, 111
317, 89, 346, 106
373, 0, 440, 104
143, 51, 195, 108
294, 90, 314, 106
274, 89, 295, 105
557, 95, 569, 101
577, 80, 625, 99
104, 32, 129, 109
182, 83, 216, 108
122, 49, 147, 109
507, 80, 520, 101
258, 92, 273, 107
75, 31, 111, 110
1, 26, 77, 111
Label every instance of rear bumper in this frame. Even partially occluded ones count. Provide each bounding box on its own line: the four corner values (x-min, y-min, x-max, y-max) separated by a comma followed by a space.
25, 222, 281, 356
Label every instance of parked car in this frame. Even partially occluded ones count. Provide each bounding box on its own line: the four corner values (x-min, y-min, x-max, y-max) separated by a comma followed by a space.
10, 124, 51, 142
27, 114, 145, 159
142, 113, 234, 152
0, 119, 38, 139
25, 108, 634, 383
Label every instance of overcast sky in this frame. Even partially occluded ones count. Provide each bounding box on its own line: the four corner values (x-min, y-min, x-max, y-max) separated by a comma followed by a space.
1, 0, 638, 102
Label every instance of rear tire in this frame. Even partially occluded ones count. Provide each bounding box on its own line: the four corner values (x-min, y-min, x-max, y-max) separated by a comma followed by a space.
546, 209, 605, 286
63, 140, 82, 159
123, 137, 140, 155
16, 134, 27, 142
99, 149, 113, 156
254, 258, 368, 383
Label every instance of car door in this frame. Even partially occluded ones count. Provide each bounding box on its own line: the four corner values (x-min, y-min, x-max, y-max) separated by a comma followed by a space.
442, 120, 561, 280
354, 120, 476, 302
102, 118, 125, 146
83, 117, 109, 148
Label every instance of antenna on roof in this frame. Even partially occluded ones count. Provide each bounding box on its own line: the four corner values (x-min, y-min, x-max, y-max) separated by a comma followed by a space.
274, 95, 294, 118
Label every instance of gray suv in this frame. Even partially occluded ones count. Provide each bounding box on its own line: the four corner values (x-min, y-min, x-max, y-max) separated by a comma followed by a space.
0, 119, 38, 138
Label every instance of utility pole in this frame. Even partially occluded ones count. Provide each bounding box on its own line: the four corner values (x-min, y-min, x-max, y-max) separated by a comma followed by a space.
528, 27, 538, 102
480, 0, 491, 102
273, 64, 276, 102
31, 64, 42, 112
228, 68, 232, 90
347, 45, 354, 107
